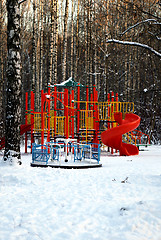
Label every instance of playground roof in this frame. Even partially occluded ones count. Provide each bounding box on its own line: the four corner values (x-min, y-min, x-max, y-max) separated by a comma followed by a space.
55, 77, 84, 87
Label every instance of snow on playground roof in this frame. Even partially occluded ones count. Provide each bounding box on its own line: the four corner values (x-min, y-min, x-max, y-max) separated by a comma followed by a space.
55, 77, 84, 87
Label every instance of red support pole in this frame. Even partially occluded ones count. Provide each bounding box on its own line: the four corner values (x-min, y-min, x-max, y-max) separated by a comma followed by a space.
86, 86, 89, 140
31, 91, 34, 152
90, 91, 94, 136
115, 93, 119, 125
54, 86, 57, 137
116, 92, 118, 103
111, 91, 114, 125
111, 91, 114, 154
93, 86, 99, 144
64, 88, 69, 139
77, 85, 80, 136
25, 92, 28, 153
115, 92, 119, 153
90, 93, 93, 111
71, 90, 74, 139
86, 85, 89, 108
107, 93, 110, 129
93, 85, 96, 131
41, 90, 44, 146
25, 92, 28, 124
69, 92, 72, 137
107, 93, 110, 152
96, 90, 99, 144
116, 93, 118, 115
47, 87, 51, 144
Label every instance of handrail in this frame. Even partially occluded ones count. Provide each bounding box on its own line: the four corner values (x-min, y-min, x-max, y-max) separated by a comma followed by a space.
131, 130, 151, 144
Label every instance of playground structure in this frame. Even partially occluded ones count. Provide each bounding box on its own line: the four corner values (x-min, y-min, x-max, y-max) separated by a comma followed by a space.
24, 84, 132, 149
23, 80, 150, 152
0, 79, 151, 166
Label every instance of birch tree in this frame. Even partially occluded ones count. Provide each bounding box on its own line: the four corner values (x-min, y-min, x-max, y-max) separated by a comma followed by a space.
0, 0, 5, 137
62, 0, 69, 82
53, 0, 58, 84
32, 0, 36, 92
49, 0, 54, 85
39, 0, 44, 91
70, 0, 74, 79
4, 0, 22, 163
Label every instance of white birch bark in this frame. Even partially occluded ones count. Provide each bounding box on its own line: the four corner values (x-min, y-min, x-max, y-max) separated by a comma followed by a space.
39, 0, 44, 91
62, 0, 69, 82
4, 0, 22, 163
70, 0, 74, 79
75, 0, 80, 81
32, 0, 36, 92
53, 0, 58, 84
0, 0, 4, 136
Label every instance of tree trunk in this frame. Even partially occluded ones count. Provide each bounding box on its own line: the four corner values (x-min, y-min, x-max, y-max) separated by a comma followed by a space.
32, 0, 36, 92
49, 0, 54, 85
39, 0, 44, 91
0, 0, 4, 137
53, 0, 58, 84
75, 0, 80, 81
70, 0, 74, 79
4, 0, 22, 163
62, 0, 69, 82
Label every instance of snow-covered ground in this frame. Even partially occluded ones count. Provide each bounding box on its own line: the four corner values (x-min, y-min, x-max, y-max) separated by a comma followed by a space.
0, 145, 161, 240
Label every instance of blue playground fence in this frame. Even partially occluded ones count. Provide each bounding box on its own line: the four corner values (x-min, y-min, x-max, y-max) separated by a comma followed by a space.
32, 143, 50, 164
74, 143, 101, 163
32, 142, 101, 164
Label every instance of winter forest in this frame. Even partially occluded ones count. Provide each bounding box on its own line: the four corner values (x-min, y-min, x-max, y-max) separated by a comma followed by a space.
0, 0, 161, 157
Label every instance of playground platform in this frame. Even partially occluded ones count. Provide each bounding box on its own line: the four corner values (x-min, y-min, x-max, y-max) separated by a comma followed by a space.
31, 160, 102, 169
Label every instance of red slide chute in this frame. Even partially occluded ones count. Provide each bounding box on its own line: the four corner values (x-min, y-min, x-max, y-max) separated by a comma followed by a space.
101, 112, 140, 156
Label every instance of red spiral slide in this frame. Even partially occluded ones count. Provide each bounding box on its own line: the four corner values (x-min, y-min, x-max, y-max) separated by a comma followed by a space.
101, 112, 141, 156
0, 124, 31, 150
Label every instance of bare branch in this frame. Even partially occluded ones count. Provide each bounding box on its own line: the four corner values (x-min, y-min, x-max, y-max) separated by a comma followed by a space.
106, 39, 161, 58
18, 0, 27, 4
121, 19, 159, 36
134, 3, 161, 20
148, 31, 161, 41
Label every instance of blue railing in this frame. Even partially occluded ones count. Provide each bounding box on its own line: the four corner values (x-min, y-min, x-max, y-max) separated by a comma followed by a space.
32, 142, 101, 164
74, 143, 100, 163
32, 143, 50, 164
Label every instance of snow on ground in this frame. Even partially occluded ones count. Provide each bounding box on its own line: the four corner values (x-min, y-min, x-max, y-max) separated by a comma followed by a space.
0, 145, 161, 240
